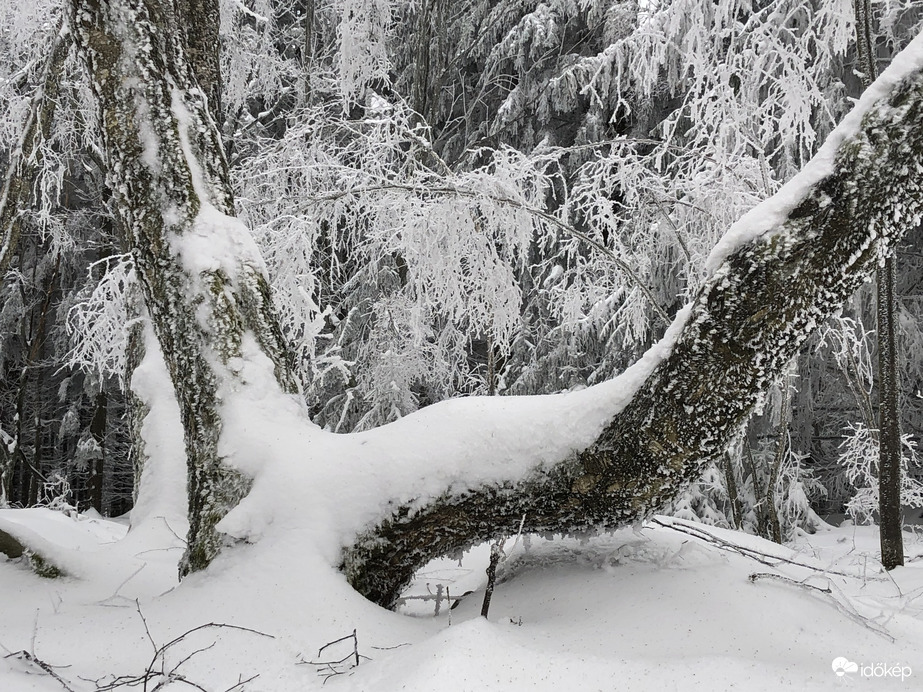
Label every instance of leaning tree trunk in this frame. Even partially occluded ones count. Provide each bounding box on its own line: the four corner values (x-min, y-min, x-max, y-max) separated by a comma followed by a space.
68, 0, 297, 576
343, 43, 923, 607
65, 0, 923, 604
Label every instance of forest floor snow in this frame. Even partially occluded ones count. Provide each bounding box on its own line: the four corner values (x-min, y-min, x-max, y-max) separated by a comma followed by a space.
1, 508, 922, 691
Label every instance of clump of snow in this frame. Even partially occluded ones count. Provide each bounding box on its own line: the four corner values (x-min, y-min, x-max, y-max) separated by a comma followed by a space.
128, 321, 188, 536
169, 204, 267, 281
167, 88, 268, 283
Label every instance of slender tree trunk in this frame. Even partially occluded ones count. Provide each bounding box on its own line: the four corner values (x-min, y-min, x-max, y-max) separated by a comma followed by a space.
0, 429, 10, 506
764, 376, 792, 544
28, 385, 43, 507
300, 0, 315, 106
853, 0, 904, 569
877, 257, 904, 567
88, 391, 107, 513
411, 0, 446, 124
722, 452, 742, 530
12, 371, 30, 506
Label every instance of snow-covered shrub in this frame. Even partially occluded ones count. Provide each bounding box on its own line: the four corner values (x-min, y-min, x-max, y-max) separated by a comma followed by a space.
840, 423, 923, 525
37, 472, 77, 515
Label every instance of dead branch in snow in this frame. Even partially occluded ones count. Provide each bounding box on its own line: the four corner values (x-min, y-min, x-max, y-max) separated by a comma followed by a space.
3, 649, 76, 692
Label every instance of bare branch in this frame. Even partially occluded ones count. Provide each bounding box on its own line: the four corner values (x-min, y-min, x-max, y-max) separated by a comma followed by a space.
4, 650, 76, 692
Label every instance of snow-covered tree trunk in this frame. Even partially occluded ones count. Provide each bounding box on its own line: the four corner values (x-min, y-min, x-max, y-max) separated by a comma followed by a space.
175, 0, 223, 122
68, 0, 297, 575
343, 49, 923, 607
63, 0, 923, 606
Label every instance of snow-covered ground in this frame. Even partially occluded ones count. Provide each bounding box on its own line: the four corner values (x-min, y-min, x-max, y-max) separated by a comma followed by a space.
2, 506, 922, 691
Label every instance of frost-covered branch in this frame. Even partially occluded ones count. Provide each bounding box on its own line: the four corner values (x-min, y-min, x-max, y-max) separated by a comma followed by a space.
0, 18, 69, 274
344, 31, 923, 607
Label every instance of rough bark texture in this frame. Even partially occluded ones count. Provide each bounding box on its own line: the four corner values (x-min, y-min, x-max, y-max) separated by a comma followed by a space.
877, 257, 904, 568
853, 0, 904, 570
411, 0, 446, 124
69, 0, 296, 576
343, 59, 923, 608
174, 0, 223, 123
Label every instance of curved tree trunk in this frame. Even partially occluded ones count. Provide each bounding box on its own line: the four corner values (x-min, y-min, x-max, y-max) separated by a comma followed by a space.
65, 0, 923, 606
343, 49, 923, 607
68, 0, 297, 576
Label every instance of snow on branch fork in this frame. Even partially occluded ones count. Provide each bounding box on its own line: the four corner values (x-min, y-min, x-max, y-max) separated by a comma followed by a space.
65, 0, 923, 609
343, 36, 923, 607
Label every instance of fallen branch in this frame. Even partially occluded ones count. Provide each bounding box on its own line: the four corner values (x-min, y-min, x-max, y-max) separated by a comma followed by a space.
83, 601, 273, 691
4, 650, 76, 692
651, 518, 884, 580
748, 571, 895, 642
748, 572, 831, 593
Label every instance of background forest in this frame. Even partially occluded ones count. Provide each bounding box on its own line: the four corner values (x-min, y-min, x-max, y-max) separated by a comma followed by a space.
2, 0, 923, 541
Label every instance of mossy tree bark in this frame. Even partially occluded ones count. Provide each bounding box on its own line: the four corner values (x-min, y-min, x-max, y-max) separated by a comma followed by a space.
68, 0, 296, 575
343, 56, 923, 607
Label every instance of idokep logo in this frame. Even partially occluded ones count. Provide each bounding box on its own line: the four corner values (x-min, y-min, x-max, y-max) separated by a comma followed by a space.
832, 657, 913, 681
832, 657, 858, 676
